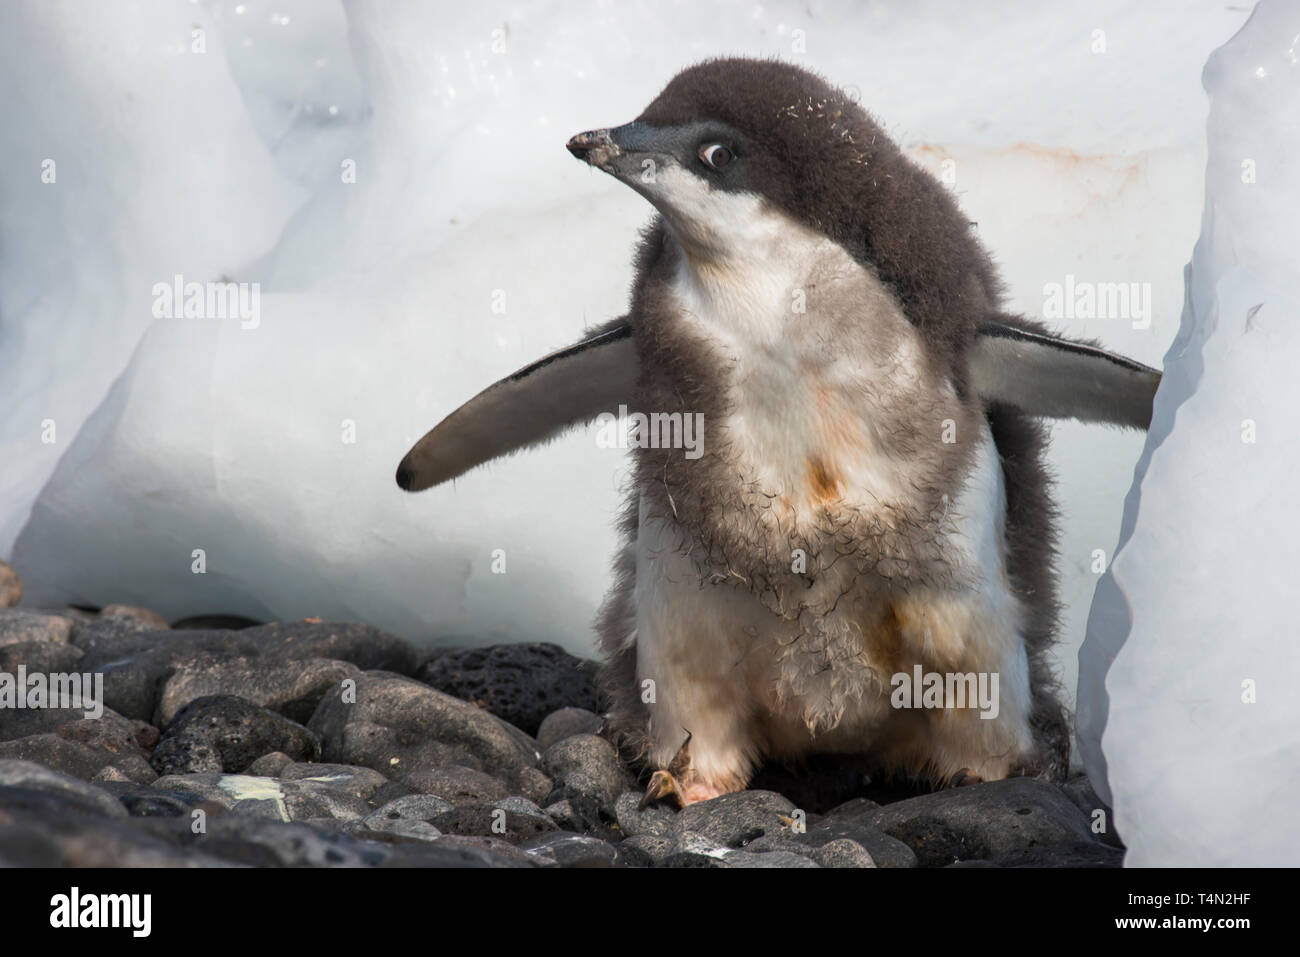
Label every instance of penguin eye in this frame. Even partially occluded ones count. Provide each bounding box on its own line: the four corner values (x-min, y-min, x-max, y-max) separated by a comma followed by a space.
699, 143, 733, 170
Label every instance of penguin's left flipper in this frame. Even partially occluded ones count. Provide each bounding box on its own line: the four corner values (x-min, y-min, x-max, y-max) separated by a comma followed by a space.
971, 317, 1161, 430
396, 317, 635, 491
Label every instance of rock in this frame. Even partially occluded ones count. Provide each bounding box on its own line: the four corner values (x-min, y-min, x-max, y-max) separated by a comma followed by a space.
541, 796, 603, 835
429, 796, 559, 844
0, 560, 21, 608
0, 789, 230, 867
0, 710, 158, 782
399, 765, 507, 805
306, 672, 540, 794
99, 605, 170, 629
417, 642, 598, 736
1061, 773, 1125, 849
73, 620, 419, 722
0, 640, 84, 675
0, 609, 77, 647
279, 763, 389, 800
672, 790, 797, 849
519, 831, 619, 867
988, 841, 1124, 868
868, 778, 1098, 867
0, 760, 128, 818
357, 794, 452, 843
155, 654, 359, 726
620, 833, 674, 863
150, 695, 320, 775
536, 707, 603, 749
540, 734, 632, 811
363, 794, 454, 830
242, 621, 420, 675
246, 751, 294, 776
801, 799, 917, 869
813, 838, 878, 868
273, 779, 372, 822
149, 772, 237, 811
613, 790, 675, 838
719, 849, 821, 868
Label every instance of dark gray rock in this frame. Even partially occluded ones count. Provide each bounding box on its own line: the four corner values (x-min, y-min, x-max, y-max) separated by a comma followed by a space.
672, 789, 797, 849
536, 707, 604, 750
280, 763, 389, 800
801, 798, 917, 868
0, 609, 77, 647
0, 760, 128, 818
988, 840, 1124, 868
1061, 773, 1125, 849
429, 796, 558, 844
241, 621, 420, 675
360, 794, 454, 842
246, 751, 294, 776
91, 755, 157, 784
148, 772, 237, 811
306, 672, 541, 794
0, 640, 84, 675
0, 710, 158, 782
540, 733, 632, 811
613, 790, 675, 838
0, 560, 21, 608
156, 655, 358, 726
74, 620, 419, 723
869, 777, 1098, 867
417, 642, 598, 736
0, 789, 231, 867
719, 849, 820, 868
150, 695, 320, 775
813, 838, 877, 868
621, 833, 674, 862
519, 831, 619, 867
399, 764, 508, 805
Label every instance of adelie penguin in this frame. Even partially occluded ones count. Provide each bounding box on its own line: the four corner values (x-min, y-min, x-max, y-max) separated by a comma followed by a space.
396, 58, 1161, 808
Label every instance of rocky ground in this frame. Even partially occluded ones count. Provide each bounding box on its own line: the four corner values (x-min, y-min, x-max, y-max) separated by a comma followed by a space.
0, 560, 1123, 868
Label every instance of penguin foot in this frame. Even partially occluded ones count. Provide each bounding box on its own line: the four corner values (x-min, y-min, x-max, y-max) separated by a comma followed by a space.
951, 768, 984, 788
640, 769, 686, 810
638, 731, 730, 808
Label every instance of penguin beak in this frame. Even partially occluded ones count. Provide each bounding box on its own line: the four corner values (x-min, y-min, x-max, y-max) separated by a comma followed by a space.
566, 128, 623, 168
566, 122, 679, 178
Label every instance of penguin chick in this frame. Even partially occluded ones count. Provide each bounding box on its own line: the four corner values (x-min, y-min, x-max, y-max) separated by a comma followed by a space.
397, 58, 1161, 808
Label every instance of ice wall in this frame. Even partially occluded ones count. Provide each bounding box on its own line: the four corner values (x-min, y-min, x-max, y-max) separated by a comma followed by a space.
1079, 0, 1300, 865
2, 2, 1248, 674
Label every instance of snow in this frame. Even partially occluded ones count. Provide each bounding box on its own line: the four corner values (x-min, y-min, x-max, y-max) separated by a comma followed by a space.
1, 0, 1249, 715
1078, 0, 1300, 866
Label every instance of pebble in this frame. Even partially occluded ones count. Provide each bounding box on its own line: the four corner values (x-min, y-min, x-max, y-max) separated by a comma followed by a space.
417, 642, 599, 736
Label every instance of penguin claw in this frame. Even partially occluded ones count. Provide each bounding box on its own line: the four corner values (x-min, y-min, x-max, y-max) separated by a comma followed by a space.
639, 731, 695, 810
951, 768, 984, 788
640, 769, 685, 810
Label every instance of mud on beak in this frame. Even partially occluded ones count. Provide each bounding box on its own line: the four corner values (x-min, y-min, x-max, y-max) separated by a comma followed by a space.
566, 128, 623, 168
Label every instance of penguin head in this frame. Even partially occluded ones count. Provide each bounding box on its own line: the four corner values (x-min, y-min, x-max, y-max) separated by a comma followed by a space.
566, 58, 891, 263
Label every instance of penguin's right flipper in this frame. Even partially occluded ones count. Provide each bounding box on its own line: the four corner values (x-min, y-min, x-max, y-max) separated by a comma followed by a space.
971, 318, 1162, 430
396, 318, 636, 491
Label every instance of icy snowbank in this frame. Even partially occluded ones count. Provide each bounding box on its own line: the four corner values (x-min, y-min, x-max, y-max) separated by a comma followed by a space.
1079, 0, 1300, 865
4, 2, 1246, 673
